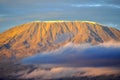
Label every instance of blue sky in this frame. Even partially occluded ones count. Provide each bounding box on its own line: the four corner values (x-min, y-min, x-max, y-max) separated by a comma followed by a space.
0, 0, 120, 32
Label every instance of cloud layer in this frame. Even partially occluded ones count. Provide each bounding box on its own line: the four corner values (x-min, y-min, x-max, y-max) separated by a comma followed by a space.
19, 42, 120, 79
22, 42, 120, 67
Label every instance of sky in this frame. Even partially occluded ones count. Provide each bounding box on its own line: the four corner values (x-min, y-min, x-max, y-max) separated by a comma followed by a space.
0, 0, 120, 32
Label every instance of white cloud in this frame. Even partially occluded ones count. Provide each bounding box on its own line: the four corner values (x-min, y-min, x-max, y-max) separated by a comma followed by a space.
71, 4, 102, 7
71, 4, 120, 9
19, 67, 120, 79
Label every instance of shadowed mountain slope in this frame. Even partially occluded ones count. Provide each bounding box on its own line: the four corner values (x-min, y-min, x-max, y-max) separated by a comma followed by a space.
0, 21, 120, 59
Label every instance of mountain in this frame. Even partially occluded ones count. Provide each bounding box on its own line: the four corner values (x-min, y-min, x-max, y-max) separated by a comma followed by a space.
0, 21, 120, 59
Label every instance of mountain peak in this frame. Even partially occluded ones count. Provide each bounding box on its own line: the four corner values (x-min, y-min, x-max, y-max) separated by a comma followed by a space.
31, 20, 97, 24
0, 21, 120, 59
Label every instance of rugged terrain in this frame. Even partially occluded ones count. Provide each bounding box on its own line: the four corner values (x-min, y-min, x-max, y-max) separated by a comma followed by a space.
0, 21, 120, 59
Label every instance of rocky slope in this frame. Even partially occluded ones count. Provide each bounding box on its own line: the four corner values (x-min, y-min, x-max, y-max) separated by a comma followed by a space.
0, 21, 120, 59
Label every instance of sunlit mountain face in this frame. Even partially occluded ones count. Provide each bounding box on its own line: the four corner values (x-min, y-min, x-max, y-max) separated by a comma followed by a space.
0, 0, 120, 80
0, 21, 120, 59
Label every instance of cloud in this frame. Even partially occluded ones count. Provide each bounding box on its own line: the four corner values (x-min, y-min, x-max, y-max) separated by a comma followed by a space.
71, 4, 102, 7
102, 23, 118, 28
71, 4, 120, 9
22, 42, 120, 67
20, 67, 120, 79
99, 41, 120, 47
0, 15, 6, 17
20, 42, 120, 79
